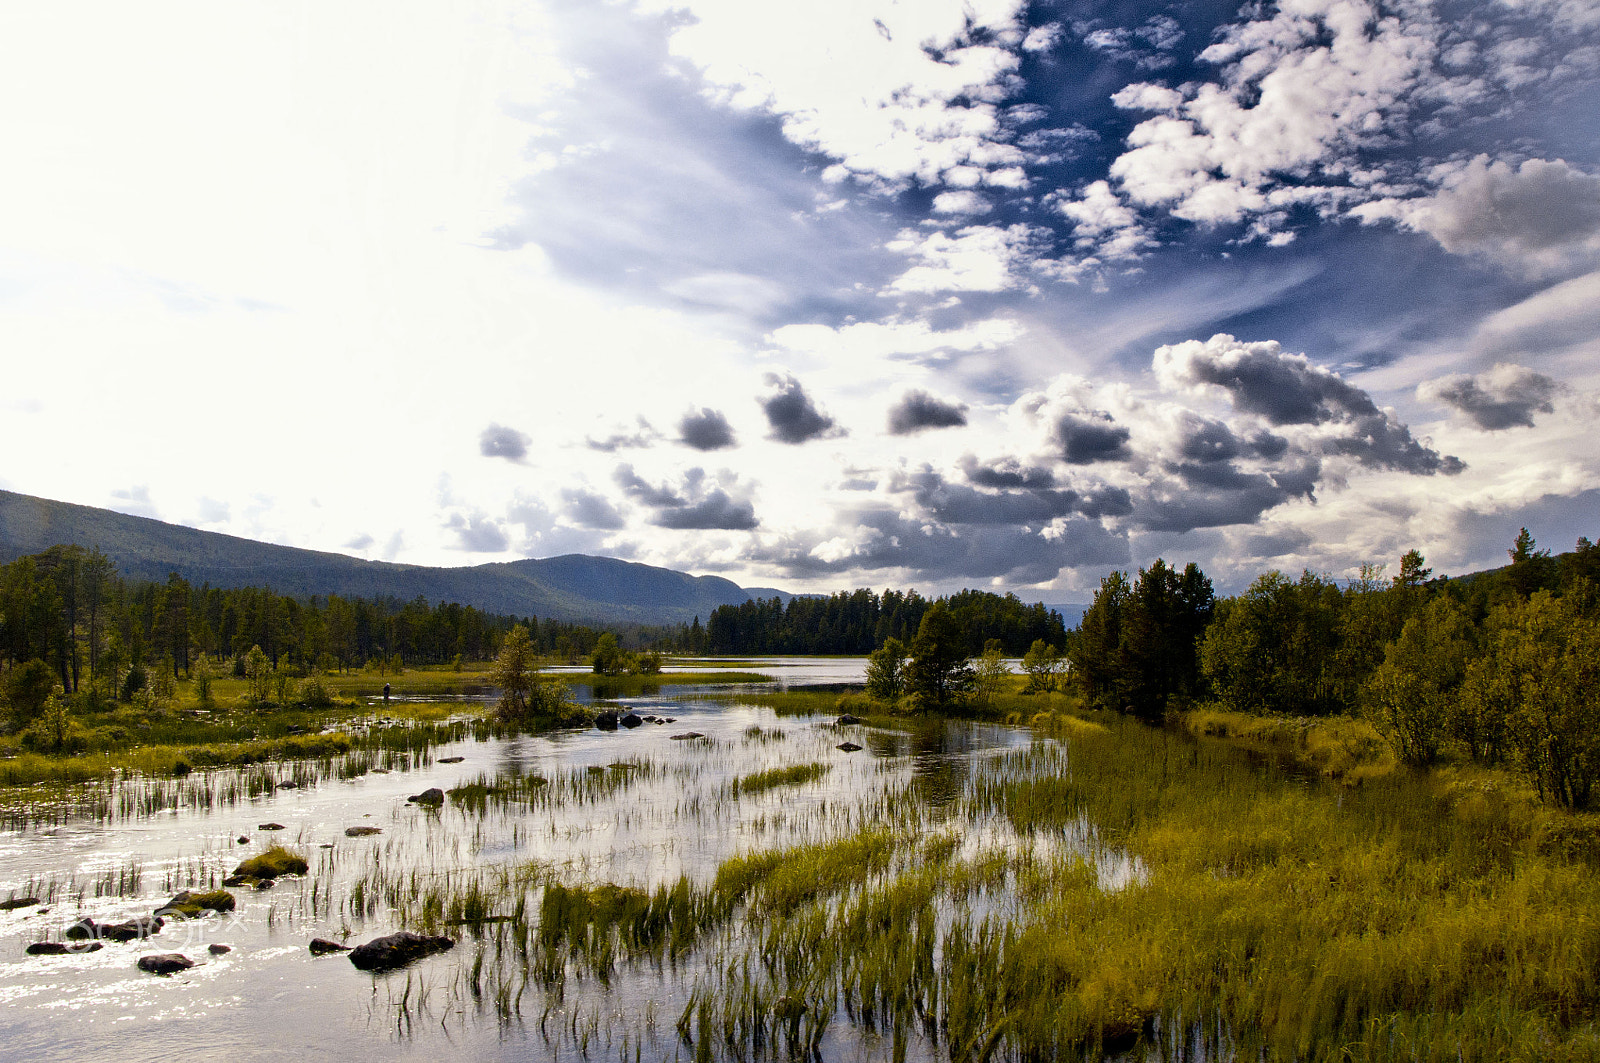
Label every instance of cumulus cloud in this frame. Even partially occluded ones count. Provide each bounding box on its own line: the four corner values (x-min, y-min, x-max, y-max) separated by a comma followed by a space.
751, 505, 1129, 585
888, 224, 1049, 293
890, 465, 1131, 526
677, 407, 738, 451
447, 511, 510, 552
761, 373, 844, 444
562, 488, 628, 530
887, 390, 969, 434
479, 423, 531, 462
1053, 410, 1133, 464
1419, 363, 1564, 429
586, 419, 660, 452
960, 454, 1057, 489
1155, 334, 1464, 475
613, 464, 758, 530
1366, 156, 1600, 274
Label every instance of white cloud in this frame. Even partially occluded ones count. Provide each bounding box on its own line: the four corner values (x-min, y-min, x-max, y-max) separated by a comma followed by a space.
887, 224, 1047, 293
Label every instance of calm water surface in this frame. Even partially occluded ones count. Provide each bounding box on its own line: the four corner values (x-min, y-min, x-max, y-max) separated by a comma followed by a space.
0, 658, 1102, 1062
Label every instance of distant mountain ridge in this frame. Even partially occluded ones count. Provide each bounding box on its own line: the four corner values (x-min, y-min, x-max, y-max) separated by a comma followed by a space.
0, 489, 792, 625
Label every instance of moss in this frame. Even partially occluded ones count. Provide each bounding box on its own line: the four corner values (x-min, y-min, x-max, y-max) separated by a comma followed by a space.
232, 845, 309, 880
162, 890, 236, 917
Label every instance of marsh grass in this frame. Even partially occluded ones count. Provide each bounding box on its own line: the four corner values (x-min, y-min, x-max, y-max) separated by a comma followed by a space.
729, 762, 828, 798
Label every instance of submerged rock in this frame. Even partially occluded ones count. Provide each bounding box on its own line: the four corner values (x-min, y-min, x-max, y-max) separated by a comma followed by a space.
258, 823, 285, 831
0, 896, 41, 911
670, 732, 705, 741
437, 756, 465, 764
276, 781, 299, 790
137, 953, 194, 975
159, 890, 236, 918
309, 937, 352, 955
344, 826, 382, 837
27, 941, 102, 955
83, 915, 165, 943
836, 742, 863, 752
348, 931, 455, 971
408, 788, 445, 806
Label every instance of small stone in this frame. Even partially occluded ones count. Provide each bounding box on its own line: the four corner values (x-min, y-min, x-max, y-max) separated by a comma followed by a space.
348, 931, 455, 971
344, 826, 382, 837
236, 836, 250, 845
277, 781, 299, 790
837, 742, 863, 752
137, 953, 194, 975
437, 756, 465, 764
309, 937, 351, 955
27, 940, 102, 955
208, 944, 232, 955
258, 823, 285, 831
669, 732, 705, 741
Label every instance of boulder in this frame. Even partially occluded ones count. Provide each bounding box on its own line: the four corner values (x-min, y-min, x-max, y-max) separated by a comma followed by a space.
620, 713, 642, 729
408, 788, 445, 806
835, 714, 863, 726
344, 826, 382, 837
159, 890, 236, 918
236, 836, 250, 845
71, 915, 164, 943
309, 937, 351, 955
348, 931, 455, 972
595, 710, 620, 732
232, 846, 309, 880
27, 941, 102, 955
208, 944, 232, 955
837, 742, 863, 752
137, 953, 194, 975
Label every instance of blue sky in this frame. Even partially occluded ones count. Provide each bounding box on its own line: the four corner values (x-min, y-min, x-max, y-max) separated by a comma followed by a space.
2, 0, 1597, 596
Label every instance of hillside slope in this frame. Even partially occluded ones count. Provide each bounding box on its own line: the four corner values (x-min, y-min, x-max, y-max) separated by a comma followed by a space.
0, 489, 785, 625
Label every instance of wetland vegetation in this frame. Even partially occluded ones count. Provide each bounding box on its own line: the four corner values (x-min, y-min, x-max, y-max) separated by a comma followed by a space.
3, 531, 1600, 1060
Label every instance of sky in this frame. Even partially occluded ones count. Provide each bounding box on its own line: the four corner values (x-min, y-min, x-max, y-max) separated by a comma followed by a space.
3, 0, 1598, 599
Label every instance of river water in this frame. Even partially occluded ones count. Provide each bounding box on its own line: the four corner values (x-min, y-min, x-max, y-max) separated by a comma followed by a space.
0, 659, 1100, 1062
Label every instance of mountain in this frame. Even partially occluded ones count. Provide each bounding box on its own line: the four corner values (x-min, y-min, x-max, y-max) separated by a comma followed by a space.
0, 489, 790, 625
1043, 603, 1089, 630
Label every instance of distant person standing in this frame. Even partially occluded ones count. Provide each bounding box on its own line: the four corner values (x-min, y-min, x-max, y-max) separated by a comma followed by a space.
383, 682, 390, 702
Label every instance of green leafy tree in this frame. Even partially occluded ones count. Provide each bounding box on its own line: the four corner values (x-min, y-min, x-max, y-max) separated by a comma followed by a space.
1462, 591, 1600, 807
4, 658, 57, 729
491, 625, 539, 716
1020, 639, 1064, 693
191, 654, 216, 706
864, 637, 908, 700
1072, 560, 1213, 719
27, 685, 76, 753
1363, 596, 1474, 764
1201, 570, 1342, 716
244, 645, 272, 704
591, 632, 625, 676
905, 603, 975, 706
971, 639, 1010, 705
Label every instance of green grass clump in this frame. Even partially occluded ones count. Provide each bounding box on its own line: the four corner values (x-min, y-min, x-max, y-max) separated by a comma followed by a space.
161, 889, 236, 917
711, 828, 896, 918
232, 845, 309, 880
731, 762, 829, 798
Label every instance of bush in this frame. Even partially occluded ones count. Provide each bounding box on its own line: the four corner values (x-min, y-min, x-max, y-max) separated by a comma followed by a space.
298, 675, 334, 708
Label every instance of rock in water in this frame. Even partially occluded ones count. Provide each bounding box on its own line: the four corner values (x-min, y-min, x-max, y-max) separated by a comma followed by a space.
208, 944, 232, 955
309, 937, 352, 955
670, 732, 705, 741
137, 953, 194, 975
344, 826, 382, 837
837, 742, 863, 752
620, 712, 642, 729
348, 931, 455, 971
835, 714, 862, 726
27, 941, 102, 955
258, 823, 285, 831
437, 756, 465, 764
1, 896, 41, 911
407, 788, 444, 806
595, 710, 620, 732
94, 915, 165, 942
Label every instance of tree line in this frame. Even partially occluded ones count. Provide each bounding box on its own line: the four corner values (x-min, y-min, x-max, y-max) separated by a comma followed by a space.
0, 545, 686, 696
1072, 531, 1600, 808
704, 588, 1066, 656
